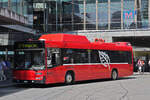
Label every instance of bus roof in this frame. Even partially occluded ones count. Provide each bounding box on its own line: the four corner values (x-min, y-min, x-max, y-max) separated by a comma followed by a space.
39, 33, 132, 51
39, 33, 90, 43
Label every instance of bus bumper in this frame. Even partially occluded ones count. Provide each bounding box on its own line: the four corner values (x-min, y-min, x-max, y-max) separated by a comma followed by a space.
13, 77, 46, 84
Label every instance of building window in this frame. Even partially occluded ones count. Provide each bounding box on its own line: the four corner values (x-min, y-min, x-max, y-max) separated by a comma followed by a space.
73, 0, 84, 30
11, 0, 17, 13
23, 0, 28, 16
86, 0, 96, 30
3, 0, 8, 8
123, 0, 135, 29
91, 50, 100, 63
110, 0, 121, 29
62, 1, 73, 31
98, 0, 108, 30
16, 0, 21, 15
0, 0, 3, 7
141, 0, 148, 28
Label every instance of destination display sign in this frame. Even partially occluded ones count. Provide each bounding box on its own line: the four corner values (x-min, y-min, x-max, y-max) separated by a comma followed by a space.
15, 41, 45, 49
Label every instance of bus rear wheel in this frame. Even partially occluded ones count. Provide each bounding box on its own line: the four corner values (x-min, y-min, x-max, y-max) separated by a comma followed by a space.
65, 72, 74, 84
111, 70, 118, 80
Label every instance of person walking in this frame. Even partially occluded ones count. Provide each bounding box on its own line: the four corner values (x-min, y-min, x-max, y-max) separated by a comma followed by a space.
141, 60, 145, 74
0, 61, 3, 81
137, 59, 143, 74
148, 59, 150, 72
4, 58, 11, 80
0, 58, 6, 81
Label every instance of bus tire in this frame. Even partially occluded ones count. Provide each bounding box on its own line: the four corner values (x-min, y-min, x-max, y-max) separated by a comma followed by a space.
111, 69, 118, 80
65, 72, 74, 85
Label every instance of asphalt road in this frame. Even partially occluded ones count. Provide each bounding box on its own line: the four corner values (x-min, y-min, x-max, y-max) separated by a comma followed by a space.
1, 73, 150, 100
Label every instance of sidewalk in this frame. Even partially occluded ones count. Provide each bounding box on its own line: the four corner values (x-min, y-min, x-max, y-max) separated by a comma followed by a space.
133, 72, 150, 75
0, 79, 15, 88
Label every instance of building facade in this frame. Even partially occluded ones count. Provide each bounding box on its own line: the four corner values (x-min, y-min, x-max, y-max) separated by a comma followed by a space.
0, 0, 35, 60
32, 0, 149, 32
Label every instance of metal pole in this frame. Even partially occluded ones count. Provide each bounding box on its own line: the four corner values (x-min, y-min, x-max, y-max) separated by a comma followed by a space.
59, 0, 62, 31
121, 0, 124, 29
108, 0, 111, 30
8, 0, 11, 10
56, 0, 58, 31
134, 0, 137, 28
43, 0, 46, 32
96, 0, 98, 30
44, 1, 48, 33
5, 48, 8, 61
149, 0, 150, 28
136, 0, 142, 28
20, 0, 23, 15
147, 0, 150, 28
44, 0, 48, 32
83, 0, 86, 30
72, 0, 74, 30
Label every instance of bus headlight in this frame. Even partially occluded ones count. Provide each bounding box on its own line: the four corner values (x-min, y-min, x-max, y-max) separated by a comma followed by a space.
36, 76, 43, 80
35, 72, 42, 75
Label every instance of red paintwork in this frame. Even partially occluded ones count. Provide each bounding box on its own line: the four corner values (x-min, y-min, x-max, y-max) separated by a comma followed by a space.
13, 70, 45, 80
14, 34, 133, 84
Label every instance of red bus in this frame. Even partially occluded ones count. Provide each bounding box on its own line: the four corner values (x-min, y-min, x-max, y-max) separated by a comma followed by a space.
13, 34, 133, 84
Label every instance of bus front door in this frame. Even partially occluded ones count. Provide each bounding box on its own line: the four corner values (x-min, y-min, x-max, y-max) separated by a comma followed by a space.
46, 48, 63, 84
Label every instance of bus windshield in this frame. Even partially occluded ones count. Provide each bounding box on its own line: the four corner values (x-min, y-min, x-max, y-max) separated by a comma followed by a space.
14, 49, 45, 70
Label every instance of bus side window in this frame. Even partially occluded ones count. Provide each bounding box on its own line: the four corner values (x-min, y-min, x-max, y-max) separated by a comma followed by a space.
63, 49, 74, 64
91, 50, 100, 63
47, 48, 52, 68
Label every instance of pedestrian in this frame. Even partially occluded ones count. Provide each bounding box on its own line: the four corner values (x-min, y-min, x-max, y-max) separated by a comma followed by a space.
0, 61, 3, 81
137, 59, 143, 74
141, 60, 145, 74
0, 58, 6, 80
4, 58, 11, 80
148, 59, 150, 72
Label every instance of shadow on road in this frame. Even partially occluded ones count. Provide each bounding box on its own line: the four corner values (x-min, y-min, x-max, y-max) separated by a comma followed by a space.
14, 76, 136, 88
0, 86, 29, 97
0, 76, 136, 97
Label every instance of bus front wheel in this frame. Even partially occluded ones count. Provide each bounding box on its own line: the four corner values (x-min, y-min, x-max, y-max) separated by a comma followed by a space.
111, 70, 118, 80
65, 72, 74, 84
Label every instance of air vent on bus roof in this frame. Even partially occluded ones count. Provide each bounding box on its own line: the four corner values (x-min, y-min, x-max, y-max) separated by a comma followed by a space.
94, 38, 105, 43
115, 42, 131, 46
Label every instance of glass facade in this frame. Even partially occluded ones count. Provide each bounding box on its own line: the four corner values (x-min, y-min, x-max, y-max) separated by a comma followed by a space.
141, 0, 148, 28
32, 0, 149, 33
123, 0, 135, 29
0, 0, 149, 33
110, 0, 121, 29
0, 0, 33, 26
98, 0, 108, 30
0, 0, 8, 8
0, 0, 27, 16
86, 0, 96, 30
